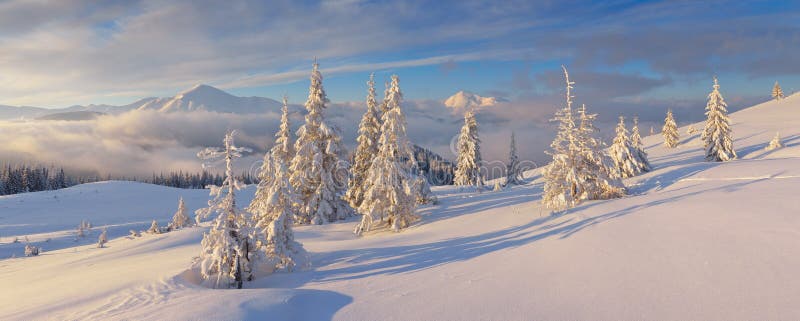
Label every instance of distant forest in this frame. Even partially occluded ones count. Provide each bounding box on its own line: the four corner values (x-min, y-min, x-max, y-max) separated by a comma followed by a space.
0, 164, 256, 196
0, 145, 454, 196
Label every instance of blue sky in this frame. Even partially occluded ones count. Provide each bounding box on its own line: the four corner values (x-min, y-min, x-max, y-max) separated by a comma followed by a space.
0, 0, 798, 109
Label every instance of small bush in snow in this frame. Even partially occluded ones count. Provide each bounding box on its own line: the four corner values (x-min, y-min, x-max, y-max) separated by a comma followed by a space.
97, 229, 108, 248
493, 181, 503, 192
765, 132, 784, 151
129, 229, 141, 238
24, 244, 40, 256
772, 81, 784, 101
171, 197, 192, 229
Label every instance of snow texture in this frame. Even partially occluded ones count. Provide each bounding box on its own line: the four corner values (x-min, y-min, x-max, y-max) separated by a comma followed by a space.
2, 92, 800, 320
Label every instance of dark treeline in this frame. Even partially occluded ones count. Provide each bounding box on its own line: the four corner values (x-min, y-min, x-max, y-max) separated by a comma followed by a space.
412, 145, 455, 186
148, 171, 256, 189
0, 165, 71, 195
0, 163, 257, 196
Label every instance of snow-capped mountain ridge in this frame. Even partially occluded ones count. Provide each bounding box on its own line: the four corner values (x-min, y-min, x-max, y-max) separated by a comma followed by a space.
137, 84, 282, 113
444, 90, 505, 111
0, 85, 282, 119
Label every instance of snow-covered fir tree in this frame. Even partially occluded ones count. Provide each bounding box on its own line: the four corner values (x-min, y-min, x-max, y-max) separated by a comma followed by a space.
772, 81, 784, 101
505, 131, 522, 185
411, 170, 437, 205
702, 77, 737, 162
253, 96, 294, 194
542, 68, 580, 211
662, 109, 679, 148
345, 73, 382, 209
575, 104, 626, 199
273, 96, 295, 165
542, 66, 624, 211
765, 132, 784, 151
248, 148, 308, 273
610, 116, 650, 178
629, 117, 652, 172
196, 131, 257, 289
97, 229, 107, 248
289, 61, 352, 225
171, 197, 191, 229
453, 109, 483, 187
380, 80, 391, 115
147, 220, 160, 234
354, 75, 419, 235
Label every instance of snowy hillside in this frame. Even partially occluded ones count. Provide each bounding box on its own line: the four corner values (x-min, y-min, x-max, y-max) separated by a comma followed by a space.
2, 94, 800, 320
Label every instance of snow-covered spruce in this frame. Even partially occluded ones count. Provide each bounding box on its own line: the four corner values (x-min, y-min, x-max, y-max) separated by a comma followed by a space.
345, 73, 382, 209
610, 116, 650, 178
765, 132, 784, 151
171, 197, 192, 230
97, 229, 107, 248
662, 109, 679, 148
505, 131, 523, 185
702, 77, 737, 162
630, 117, 652, 172
453, 109, 483, 187
772, 81, 784, 101
575, 104, 625, 199
248, 150, 308, 273
289, 62, 353, 225
411, 170, 437, 205
248, 100, 309, 273
380, 80, 391, 115
147, 219, 160, 234
196, 131, 257, 289
355, 75, 419, 235
255, 96, 295, 190
542, 66, 624, 211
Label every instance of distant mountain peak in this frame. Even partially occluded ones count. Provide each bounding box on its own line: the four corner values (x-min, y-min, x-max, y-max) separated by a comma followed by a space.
175, 84, 232, 99
135, 84, 280, 113
444, 91, 505, 111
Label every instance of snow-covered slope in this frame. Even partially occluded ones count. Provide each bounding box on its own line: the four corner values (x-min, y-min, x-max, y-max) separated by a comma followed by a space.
2, 95, 800, 320
444, 90, 504, 111
136, 84, 281, 113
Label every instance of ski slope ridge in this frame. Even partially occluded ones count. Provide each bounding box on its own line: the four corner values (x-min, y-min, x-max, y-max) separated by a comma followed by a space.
1, 94, 800, 320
